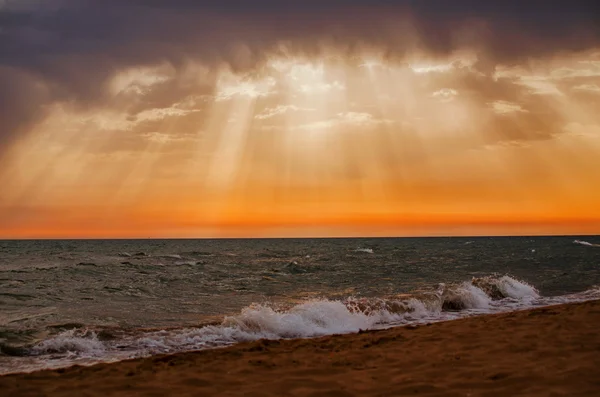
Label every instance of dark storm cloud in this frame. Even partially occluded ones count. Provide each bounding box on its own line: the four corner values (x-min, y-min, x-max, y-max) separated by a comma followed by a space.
0, 66, 49, 148
0, 0, 599, 155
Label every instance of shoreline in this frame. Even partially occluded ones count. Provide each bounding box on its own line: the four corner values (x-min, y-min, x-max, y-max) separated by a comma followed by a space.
2, 300, 600, 396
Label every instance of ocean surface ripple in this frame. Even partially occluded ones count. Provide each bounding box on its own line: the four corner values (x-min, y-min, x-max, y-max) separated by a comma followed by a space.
1, 236, 599, 374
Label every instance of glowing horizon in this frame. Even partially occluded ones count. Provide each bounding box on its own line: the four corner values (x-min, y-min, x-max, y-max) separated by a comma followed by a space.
1, 2, 599, 239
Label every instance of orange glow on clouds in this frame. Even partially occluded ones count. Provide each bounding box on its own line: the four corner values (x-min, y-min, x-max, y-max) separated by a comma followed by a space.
1, 48, 600, 238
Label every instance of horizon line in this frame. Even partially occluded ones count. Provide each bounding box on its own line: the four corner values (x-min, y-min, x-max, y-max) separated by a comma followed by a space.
1, 233, 599, 241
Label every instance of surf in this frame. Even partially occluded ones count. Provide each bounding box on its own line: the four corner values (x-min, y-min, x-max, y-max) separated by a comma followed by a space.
2, 275, 598, 375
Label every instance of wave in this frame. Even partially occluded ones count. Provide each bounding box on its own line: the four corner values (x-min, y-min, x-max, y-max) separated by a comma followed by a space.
471, 275, 539, 301
31, 329, 105, 356
574, 240, 600, 247
354, 248, 374, 254
160, 254, 182, 259
116, 252, 149, 258
3, 275, 599, 374
174, 260, 204, 266
14, 277, 539, 353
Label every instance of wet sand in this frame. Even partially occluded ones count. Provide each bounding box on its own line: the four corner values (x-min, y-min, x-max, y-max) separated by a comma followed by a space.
2, 300, 600, 396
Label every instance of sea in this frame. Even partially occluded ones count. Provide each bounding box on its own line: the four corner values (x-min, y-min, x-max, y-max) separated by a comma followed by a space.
1, 236, 600, 374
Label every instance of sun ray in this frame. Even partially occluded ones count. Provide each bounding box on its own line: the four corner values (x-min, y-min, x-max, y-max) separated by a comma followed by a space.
2, 45, 600, 237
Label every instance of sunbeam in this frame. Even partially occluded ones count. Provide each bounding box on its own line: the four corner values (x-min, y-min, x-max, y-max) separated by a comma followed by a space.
1, 45, 600, 237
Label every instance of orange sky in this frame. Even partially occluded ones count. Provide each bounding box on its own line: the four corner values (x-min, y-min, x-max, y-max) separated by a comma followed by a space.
1, 4, 600, 238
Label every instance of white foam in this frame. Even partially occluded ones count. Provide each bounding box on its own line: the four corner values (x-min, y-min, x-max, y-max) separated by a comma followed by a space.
127, 278, 545, 355
132, 300, 386, 353
32, 330, 105, 356
455, 283, 492, 309
162, 254, 183, 259
354, 248, 374, 254
495, 276, 539, 299
130, 284, 503, 355
9, 276, 600, 376
574, 240, 600, 247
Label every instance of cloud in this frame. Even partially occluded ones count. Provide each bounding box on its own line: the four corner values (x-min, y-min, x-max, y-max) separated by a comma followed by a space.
493, 68, 563, 96
409, 55, 478, 75
215, 75, 276, 101
299, 81, 345, 94
270, 60, 346, 94
0, 0, 599, 159
432, 88, 459, 102
254, 105, 314, 120
551, 67, 600, 79
135, 107, 199, 122
109, 65, 175, 96
141, 132, 200, 144
572, 84, 600, 93
296, 112, 393, 131
0, 66, 50, 149
490, 100, 528, 114
493, 54, 600, 97
563, 122, 600, 138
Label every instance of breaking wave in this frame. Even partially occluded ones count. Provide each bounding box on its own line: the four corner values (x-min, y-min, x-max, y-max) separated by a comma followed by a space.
574, 240, 600, 247
31, 330, 105, 356
2, 275, 598, 375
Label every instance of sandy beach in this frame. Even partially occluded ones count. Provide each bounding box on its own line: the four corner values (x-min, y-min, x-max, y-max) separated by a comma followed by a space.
2, 300, 600, 396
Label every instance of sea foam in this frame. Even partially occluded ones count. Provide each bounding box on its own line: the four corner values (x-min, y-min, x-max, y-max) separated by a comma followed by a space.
7, 275, 598, 375
31, 330, 105, 356
123, 276, 551, 354
574, 240, 600, 247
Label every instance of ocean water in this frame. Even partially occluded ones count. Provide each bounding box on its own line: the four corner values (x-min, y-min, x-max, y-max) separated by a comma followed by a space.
1, 236, 599, 374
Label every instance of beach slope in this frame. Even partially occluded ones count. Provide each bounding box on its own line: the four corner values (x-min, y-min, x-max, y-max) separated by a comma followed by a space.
2, 300, 600, 396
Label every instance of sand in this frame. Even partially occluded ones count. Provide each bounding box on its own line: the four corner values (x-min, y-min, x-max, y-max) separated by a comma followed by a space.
2, 300, 600, 396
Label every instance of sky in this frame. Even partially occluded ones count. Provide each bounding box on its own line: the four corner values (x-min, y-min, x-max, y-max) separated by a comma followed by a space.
1, 0, 600, 238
